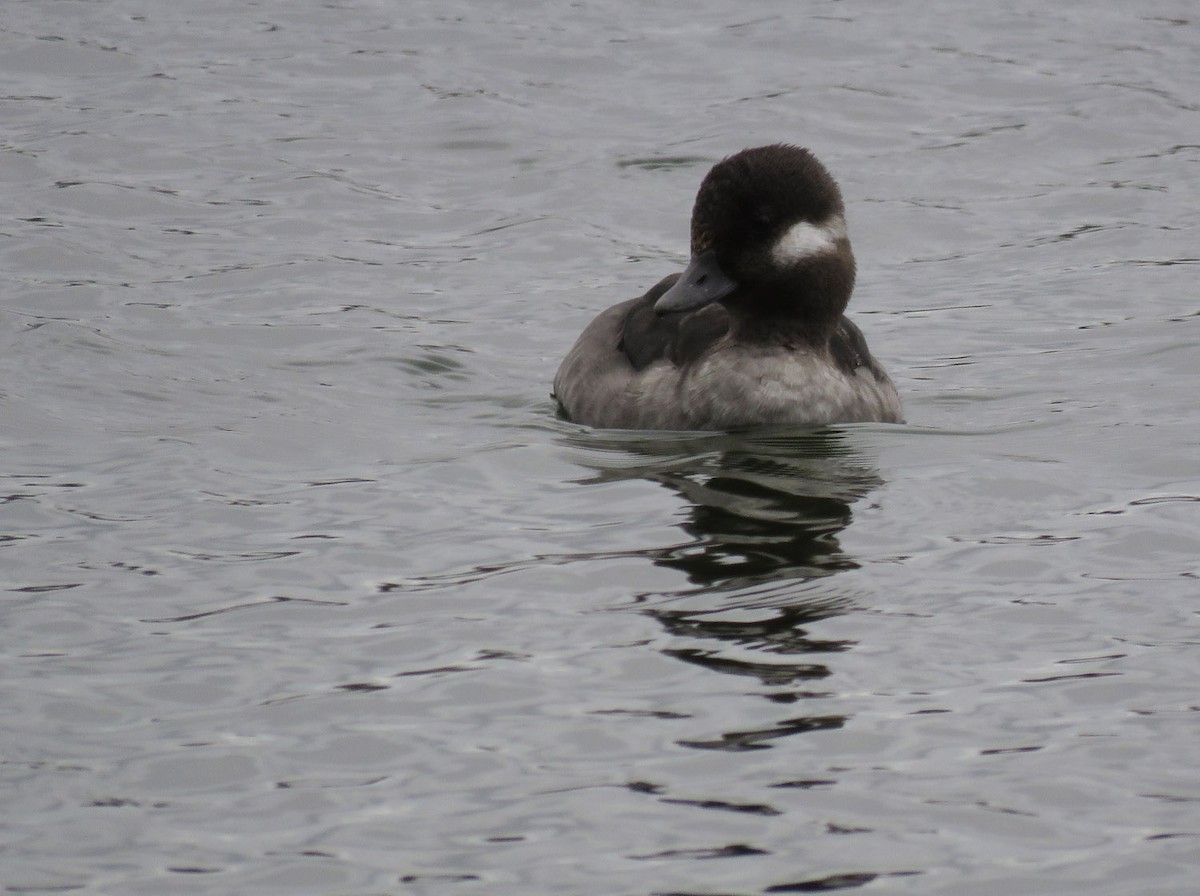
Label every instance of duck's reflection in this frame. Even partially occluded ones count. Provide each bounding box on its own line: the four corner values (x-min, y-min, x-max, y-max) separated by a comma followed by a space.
562, 426, 882, 593
562, 426, 887, 751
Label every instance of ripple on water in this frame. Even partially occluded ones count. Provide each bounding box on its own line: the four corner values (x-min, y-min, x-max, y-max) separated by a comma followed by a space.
3, 1, 1200, 894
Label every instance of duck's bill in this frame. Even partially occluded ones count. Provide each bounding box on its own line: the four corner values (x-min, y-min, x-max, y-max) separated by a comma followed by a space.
654, 251, 738, 315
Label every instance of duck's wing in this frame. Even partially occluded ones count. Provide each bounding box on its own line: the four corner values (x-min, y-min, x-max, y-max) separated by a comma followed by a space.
830, 316, 888, 379
619, 274, 730, 371
553, 275, 732, 428
829, 315, 904, 423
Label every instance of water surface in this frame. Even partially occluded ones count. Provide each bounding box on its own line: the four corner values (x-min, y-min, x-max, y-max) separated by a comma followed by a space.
3, 1, 1198, 894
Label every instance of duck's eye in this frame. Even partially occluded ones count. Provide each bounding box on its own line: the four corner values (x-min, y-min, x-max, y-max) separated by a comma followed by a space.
751, 211, 773, 233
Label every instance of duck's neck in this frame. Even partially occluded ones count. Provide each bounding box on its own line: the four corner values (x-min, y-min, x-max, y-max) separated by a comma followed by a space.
724, 253, 855, 347
724, 281, 850, 347
728, 309, 838, 347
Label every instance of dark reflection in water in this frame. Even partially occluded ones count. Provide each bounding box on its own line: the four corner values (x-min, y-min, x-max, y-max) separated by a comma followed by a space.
390, 427, 887, 752
561, 427, 883, 595
562, 426, 889, 750
675, 712, 847, 753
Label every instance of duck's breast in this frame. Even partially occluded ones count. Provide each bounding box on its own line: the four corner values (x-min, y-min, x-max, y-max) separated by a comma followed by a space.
678, 345, 902, 428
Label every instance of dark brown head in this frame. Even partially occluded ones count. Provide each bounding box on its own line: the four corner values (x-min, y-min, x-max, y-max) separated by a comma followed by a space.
655, 144, 857, 335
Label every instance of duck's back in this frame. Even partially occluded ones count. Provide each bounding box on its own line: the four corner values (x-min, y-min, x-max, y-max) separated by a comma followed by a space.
553, 276, 718, 430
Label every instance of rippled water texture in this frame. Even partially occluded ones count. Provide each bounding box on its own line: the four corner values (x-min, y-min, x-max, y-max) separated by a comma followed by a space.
3, 1, 1198, 893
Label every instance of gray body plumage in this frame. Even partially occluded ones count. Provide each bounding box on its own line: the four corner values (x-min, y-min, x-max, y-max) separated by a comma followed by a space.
554, 297, 902, 430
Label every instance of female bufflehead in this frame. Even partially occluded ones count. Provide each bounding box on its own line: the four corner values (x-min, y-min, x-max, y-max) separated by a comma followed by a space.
554, 144, 902, 430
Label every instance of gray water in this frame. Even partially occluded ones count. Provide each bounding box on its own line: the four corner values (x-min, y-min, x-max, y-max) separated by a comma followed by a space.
3, 1, 1199, 894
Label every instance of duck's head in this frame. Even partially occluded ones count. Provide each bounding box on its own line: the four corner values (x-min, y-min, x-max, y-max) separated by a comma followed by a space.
655, 144, 856, 331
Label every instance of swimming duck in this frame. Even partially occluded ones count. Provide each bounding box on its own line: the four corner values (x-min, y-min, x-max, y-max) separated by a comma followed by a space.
553, 144, 903, 430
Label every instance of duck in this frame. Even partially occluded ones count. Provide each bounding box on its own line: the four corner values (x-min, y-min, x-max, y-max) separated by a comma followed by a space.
553, 144, 903, 430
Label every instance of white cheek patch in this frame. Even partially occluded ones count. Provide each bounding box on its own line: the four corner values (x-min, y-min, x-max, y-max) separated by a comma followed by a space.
770, 215, 847, 266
